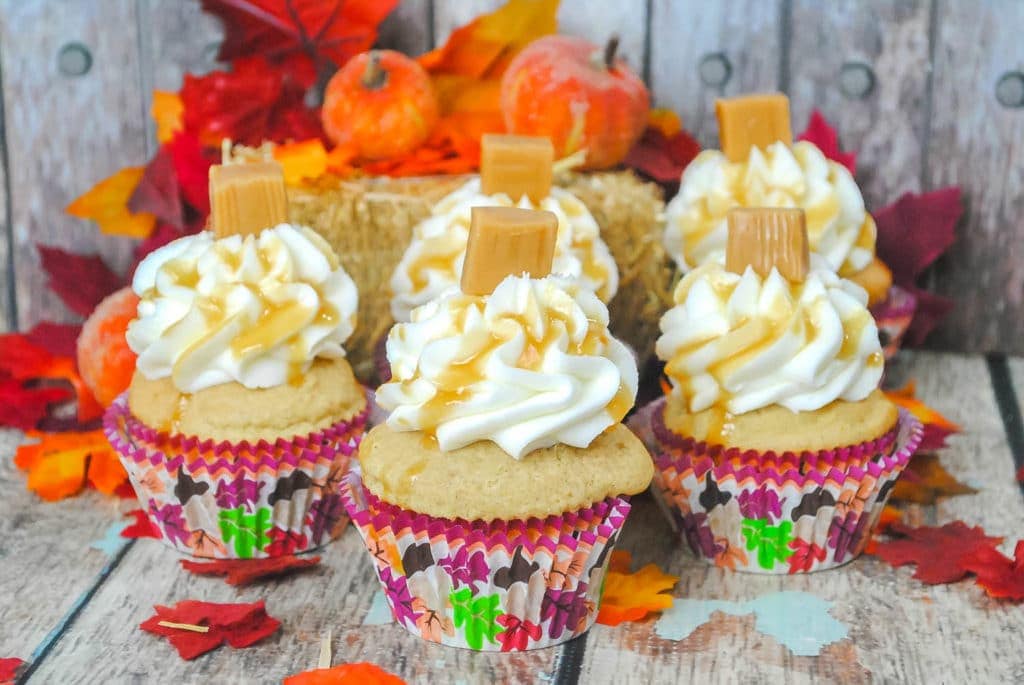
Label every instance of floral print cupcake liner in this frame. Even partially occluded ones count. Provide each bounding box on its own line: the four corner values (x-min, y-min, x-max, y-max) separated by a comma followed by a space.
104, 393, 369, 559
342, 466, 632, 651
649, 403, 922, 574
871, 285, 917, 359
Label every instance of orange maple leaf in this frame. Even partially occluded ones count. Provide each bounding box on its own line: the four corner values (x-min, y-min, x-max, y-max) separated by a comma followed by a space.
284, 663, 406, 685
648, 108, 682, 138
274, 139, 328, 185
891, 453, 977, 505
884, 381, 960, 433
66, 167, 156, 239
15, 430, 127, 501
596, 551, 678, 627
152, 90, 184, 144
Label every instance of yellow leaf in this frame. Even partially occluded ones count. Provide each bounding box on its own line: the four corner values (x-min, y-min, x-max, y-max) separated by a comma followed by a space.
66, 167, 156, 239
16, 430, 124, 502
596, 551, 678, 626
649, 108, 682, 137
273, 139, 328, 185
884, 381, 960, 432
152, 90, 183, 144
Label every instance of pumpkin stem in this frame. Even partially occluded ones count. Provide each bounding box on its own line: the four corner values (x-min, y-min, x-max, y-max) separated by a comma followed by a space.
362, 51, 387, 90
603, 35, 620, 70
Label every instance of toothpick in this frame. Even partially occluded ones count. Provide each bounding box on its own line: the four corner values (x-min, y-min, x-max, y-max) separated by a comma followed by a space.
157, 620, 210, 633
317, 629, 332, 669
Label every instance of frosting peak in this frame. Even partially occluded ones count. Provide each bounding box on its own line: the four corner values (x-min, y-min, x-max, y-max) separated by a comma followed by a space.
664, 141, 876, 276
127, 225, 358, 393
388, 178, 618, 322
377, 274, 637, 458
655, 262, 883, 415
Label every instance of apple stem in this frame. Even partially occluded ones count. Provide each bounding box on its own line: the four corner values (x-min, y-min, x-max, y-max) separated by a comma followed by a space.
362, 51, 387, 89
604, 35, 620, 70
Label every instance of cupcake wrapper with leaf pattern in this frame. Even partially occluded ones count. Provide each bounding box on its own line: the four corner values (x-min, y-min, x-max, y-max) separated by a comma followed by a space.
871, 285, 917, 360
342, 466, 631, 651
649, 400, 922, 574
104, 393, 368, 559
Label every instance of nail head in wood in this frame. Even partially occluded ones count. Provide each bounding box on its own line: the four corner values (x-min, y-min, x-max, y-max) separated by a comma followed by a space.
726, 207, 809, 283
699, 52, 732, 88
839, 62, 876, 100
995, 72, 1024, 108
461, 207, 558, 296
57, 43, 92, 77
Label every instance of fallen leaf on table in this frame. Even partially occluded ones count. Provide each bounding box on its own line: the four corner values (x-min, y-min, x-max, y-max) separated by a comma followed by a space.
0, 382, 71, 431
152, 90, 184, 144
121, 509, 162, 539
890, 453, 977, 504
1016, 465, 1024, 484
284, 662, 406, 685
180, 554, 321, 586
959, 540, 1024, 601
14, 430, 128, 500
0, 333, 103, 424
884, 381, 960, 451
0, 657, 24, 685
797, 110, 857, 174
873, 521, 1003, 584
863, 505, 904, 555
66, 166, 157, 239
36, 245, 124, 319
25, 322, 81, 358
596, 551, 678, 626
140, 599, 280, 660
274, 139, 328, 185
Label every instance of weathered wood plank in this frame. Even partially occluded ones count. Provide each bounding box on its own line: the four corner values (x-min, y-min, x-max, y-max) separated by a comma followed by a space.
0, 429, 132, 664
0, 121, 12, 332
579, 351, 1024, 683
377, 0, 433, 56
30, 525, 563, 683
924, 1, 1024, 354
555, 1, 648, 78
787, 0, 931, 208
136, 0, 224, 153
648, 0, 783, 148
1010, 358, 1024, 420
0, 0, 148, 329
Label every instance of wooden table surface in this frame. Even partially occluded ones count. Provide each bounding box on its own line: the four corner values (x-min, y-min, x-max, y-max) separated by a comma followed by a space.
1, 350, 1023, 684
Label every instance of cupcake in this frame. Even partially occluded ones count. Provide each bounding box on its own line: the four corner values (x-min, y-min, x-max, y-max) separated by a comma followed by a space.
663, 93, 894, 311
104, 162, 369, 559
650, 207, 921, 573
345, 206, 652, 650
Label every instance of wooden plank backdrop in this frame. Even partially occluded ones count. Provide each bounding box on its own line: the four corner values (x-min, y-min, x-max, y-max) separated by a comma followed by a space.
0, 0, 1021, 353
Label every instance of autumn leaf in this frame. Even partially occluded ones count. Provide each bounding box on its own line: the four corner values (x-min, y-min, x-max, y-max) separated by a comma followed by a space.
121, 509, 161, 539
873, 521, 1003, 584
15, 430, 127, 501
797, 110, 856, 174
863, 505, 904, 555
25, 322, 81, 358
129, 146, 184, 229
623, 123, 701, 185
959, 540, 1024, 601
648, 108, 682, 137
140, 599, 280, 660
596, 551, 678, 626
152, 90, 184, 144
284, 662, 407, 685
66, 166, 156, 239
885, 381, 960, 450
0, 333, 103, 424
37, 245, 123, 319
0, 658, 25, 685
891, 453, 977, 504
180, 555, 321, 586
167, 132, 217, 215
274, 139, 328, 185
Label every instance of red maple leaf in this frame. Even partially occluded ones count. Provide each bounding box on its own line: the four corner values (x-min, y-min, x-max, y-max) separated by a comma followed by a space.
36, 245, 123, 318
1017, 465, 1024, 484
0, 381, 71, 431
873, 521, 1004, 584
128, 145, 184, 229
140, 599, 281, 660
121, 509, 161, 539
285, 662, 407, 685
25, 322, 81, 358
202, 0, 399, 87
0, 657, 25, 684
623, 126, 701, 185
960, 540, 1024, 601
180, 554, 320, 586
797, 110, 857, 174
167, 133, 216, 215
0, 333, 103, 425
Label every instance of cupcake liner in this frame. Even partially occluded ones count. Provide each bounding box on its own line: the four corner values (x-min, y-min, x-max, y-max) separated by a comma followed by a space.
104, 393, 369, 559
871, 285, 917, 359
649, 403, 922, 574
342, 466, 632, 651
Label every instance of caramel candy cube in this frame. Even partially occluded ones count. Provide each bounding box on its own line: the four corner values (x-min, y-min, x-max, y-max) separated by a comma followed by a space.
461, 206, 558, 295
480, 134, 554, 204
726, 207, 809, 282
716, 93, 793, 162
209, 162, 288, 238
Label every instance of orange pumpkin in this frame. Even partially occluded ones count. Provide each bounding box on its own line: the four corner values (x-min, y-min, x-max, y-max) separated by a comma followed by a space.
77, 286, 138, 407
322, 50, 439, 161
500, 35, 650, 170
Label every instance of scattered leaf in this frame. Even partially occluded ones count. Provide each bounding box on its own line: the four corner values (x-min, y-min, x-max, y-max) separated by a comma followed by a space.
596, 551, 678, 626
180, 554, 321, 586
960, 540, 1024, 601
0, 382, 71, 431
623, 124, 701, 184
14, 430, 128, 501
1017, 465, 1024, 484
0, 333, 103, 424
797, 110, 856, 174
128, 146, 184, 229
0, 657, 25, 685
167, 132, 216, 215
122, 508, 162, 539
36, 245, 123, 319
274, 139, 328, 185
25, 322, 81, 358
66, 166, 156, 239
152, 90, 184, 144
284, 662, 406, 685
647, 108, 682, 137
140, 599, 280, 660
873, 521, 1003, 584
884, 381, 960, 450
891, 453, 977, 504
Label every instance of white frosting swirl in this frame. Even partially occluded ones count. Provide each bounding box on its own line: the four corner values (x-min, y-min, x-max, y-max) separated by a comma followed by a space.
664, 141, 876, 276
377, 275, 637, 459
389, 178, 619, 322
655, 262, 883, 415
127, 225, 358, 393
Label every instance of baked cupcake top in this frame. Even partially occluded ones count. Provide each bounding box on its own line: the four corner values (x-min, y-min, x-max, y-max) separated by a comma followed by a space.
126, 223, 358, 393
664, 94, 877, 279
657, 208, 884, 417
388, 134, 618, 322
